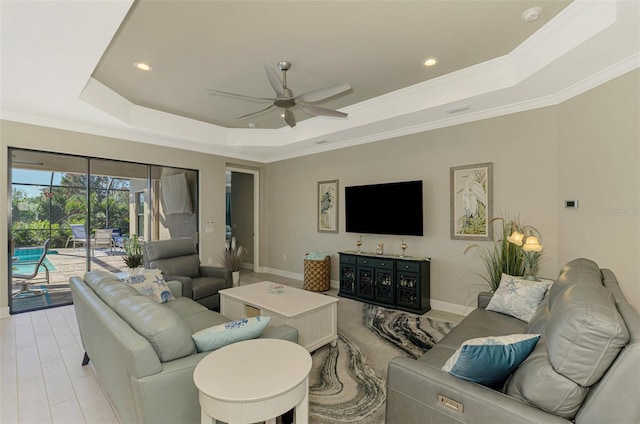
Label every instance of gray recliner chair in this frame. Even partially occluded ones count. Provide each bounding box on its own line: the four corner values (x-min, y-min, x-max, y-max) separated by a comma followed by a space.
142, 238, 232, 310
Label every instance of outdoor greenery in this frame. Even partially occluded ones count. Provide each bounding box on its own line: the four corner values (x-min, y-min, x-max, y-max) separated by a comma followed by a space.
464, 215, 528, 292
12, 173, 130, 248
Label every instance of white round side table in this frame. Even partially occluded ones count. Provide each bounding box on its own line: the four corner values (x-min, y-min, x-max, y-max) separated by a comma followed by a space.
193, 338, 312, 424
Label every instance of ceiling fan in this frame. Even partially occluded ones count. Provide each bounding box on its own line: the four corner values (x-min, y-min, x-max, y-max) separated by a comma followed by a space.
206, 61, 351, 128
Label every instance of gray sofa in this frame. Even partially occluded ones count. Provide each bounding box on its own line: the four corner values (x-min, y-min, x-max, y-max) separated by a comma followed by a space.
143, 238, 231, 310
386, 258, 640, 424
70, 270, 298, 424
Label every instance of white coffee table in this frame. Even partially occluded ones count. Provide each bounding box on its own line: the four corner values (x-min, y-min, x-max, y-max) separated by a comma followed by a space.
220, 281, 338, 352
194, 338, 312, 424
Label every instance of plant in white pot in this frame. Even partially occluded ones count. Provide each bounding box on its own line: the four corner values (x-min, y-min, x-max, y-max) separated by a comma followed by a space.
123, 236, 144, 274
220, 237, 247, 286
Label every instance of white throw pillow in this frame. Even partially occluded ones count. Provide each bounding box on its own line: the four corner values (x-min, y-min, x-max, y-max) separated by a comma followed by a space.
192, 316, 271, 352
486, 274, 552, 322
121, 269, 175, 303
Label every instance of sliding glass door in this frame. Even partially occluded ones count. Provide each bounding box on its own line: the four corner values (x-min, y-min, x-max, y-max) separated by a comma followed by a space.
8, 148, 199, 314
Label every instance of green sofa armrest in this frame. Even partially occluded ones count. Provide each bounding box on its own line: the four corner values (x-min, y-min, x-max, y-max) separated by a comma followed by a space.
477, 291, 493, 309
199, 266, 232, 287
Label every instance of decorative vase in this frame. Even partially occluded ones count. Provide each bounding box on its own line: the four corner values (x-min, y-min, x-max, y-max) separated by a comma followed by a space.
232, 270, 240, 287
127, 267, 142, 276
376, 242, 384, 255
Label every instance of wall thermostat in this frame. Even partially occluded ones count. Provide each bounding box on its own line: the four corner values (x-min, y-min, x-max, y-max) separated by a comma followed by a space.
565, 200, 579, 208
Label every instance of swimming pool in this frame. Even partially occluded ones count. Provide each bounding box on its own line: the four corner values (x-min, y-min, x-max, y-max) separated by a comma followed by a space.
12, 248, 59, 274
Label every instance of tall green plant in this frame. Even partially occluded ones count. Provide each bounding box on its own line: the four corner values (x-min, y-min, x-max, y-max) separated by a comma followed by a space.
464, 216, 526, 292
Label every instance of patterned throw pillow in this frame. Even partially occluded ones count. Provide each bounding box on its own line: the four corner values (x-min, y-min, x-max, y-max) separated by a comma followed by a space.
192, 316, 271, 352
121, 269, 175, 303
486, 274, 552, 322
442, 334, 541, 387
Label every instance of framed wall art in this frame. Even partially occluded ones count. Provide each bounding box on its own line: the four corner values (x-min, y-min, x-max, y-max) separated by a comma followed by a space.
450, 162, 493, 240
318, 180, 339, 233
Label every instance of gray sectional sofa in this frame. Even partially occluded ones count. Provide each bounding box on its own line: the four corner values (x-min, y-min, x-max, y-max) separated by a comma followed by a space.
386, 258, 640, 423
70, 270, 298, 424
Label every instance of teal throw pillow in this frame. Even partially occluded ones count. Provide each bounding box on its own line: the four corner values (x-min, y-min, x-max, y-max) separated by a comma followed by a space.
442, 334, 541, 387
192, 316, 271, 352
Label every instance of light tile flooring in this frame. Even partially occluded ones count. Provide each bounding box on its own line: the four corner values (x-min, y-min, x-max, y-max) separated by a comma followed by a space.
0, 303, 120, 424
0, 270, 464, 424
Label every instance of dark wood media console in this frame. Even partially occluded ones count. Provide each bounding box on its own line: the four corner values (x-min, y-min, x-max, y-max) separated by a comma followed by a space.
338, 251, 430, 314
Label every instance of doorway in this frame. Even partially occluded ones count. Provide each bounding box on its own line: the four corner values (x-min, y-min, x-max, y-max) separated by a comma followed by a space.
225, 167, 259, 271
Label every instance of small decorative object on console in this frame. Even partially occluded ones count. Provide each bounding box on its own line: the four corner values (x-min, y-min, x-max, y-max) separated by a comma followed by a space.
268, 284, 285, 294
376, 242, 384, 255
356, 235, 363, 253
400, 238, 407, 257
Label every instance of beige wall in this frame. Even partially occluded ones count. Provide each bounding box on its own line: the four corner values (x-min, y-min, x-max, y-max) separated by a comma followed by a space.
263, 70, 640, 310
557, 70, 640, 308
264, 107, 560, 310
0, 121, 263, 314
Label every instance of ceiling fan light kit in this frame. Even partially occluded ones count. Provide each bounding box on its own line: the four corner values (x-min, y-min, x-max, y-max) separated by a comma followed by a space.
206, 61, 351, 128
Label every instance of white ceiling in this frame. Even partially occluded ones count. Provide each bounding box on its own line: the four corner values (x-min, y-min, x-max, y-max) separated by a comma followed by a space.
1, 0, 639, 163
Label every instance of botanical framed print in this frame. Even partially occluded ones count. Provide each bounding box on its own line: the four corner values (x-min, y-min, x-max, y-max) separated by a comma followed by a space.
450, 162, 493, 240
318, 180, 338, 233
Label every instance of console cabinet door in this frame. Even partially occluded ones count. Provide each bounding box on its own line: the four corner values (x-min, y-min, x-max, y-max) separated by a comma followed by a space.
374, 268, 395, 305
340, 264, 356, 295
357, 266, 375, 300
396, 270, 420, 310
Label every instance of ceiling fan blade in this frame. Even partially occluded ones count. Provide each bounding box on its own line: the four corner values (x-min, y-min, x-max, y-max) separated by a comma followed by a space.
284, 109, 296, 127
237, 104, 275, 119
264, 63, 285, 97
296, 82, 351, 103
205, 89, 272, 102
298, 102, 348, 118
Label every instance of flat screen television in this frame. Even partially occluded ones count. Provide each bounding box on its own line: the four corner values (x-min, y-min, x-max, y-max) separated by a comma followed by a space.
345, 180, 423, 236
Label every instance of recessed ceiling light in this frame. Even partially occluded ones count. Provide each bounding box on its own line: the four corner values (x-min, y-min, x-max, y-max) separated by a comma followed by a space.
423, 57, 438, 67
133, 62, 153, 71
521, 7, 542, 23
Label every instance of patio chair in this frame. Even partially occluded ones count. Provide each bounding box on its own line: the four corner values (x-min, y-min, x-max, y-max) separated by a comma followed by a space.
92, 229, 113, 255
13, 239, 50, 297
67, 224, 89, 248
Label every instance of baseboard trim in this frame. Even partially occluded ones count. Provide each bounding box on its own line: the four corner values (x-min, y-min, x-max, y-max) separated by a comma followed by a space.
430, 300, 474, 316
0, 306, 10, 319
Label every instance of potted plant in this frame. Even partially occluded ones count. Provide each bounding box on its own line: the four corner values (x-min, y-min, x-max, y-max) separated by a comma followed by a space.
220, 236, 247, 286
123, 235, 144, 273
464, 215, 543, 292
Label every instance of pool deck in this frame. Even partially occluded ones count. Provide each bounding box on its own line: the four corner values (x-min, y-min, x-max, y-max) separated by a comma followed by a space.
11, 247, 130, 313
39, 247, 130, 283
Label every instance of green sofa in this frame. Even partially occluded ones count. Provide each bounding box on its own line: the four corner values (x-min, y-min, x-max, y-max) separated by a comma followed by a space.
70, 270, 298, 424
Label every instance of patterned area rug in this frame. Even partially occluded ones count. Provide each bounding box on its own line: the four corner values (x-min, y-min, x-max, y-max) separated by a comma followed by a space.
308, 297, 455, 423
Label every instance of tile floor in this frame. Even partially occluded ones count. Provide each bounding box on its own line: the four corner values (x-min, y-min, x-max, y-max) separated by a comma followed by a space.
0, 270, 463, 424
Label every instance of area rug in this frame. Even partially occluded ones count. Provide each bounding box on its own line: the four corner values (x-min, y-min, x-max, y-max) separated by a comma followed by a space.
308, 296, 455, 424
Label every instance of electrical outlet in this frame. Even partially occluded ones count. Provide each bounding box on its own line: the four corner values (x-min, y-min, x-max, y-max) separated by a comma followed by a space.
207, 257, 213, 264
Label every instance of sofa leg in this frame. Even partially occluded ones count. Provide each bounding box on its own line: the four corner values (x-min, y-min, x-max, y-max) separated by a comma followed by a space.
82, 352, 90, 366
